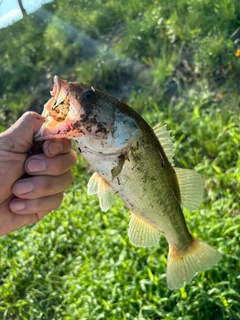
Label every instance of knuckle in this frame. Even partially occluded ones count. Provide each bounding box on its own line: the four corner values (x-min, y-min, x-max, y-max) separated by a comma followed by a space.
49, 156, 65, 175
31, 193, 63, 213
62, 138, 72, 151
45, 150, 77, 175
23, 111, 44, 124
37, 175, 51, 190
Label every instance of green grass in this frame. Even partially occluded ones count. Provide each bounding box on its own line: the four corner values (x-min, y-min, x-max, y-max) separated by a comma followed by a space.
0, 101, 239, 319
0, 0, 240, 318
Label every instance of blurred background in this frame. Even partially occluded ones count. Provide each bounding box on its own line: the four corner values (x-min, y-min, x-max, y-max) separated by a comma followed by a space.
0, 0, 239, 319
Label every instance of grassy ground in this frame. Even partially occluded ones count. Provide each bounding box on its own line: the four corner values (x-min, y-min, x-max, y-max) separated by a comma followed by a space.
0, 0, 240, 319
0, 100, 239, 319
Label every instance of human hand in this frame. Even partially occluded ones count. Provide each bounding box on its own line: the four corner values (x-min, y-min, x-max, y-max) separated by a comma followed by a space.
0, 111, 77, 236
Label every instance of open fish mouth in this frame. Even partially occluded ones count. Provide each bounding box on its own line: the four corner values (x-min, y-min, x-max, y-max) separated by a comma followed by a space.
34, 76, 83, 141
41, 75, 71, 122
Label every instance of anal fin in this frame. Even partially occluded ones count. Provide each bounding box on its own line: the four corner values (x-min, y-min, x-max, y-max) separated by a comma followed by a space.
128, 212, 159, 247
87, 172, 115, 212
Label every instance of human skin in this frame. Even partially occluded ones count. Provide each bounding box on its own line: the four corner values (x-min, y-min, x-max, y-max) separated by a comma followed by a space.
0, 112, 77, 236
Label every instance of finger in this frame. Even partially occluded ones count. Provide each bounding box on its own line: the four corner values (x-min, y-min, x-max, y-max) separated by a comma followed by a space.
9, 192, 63, 214
0, 195, 50, 237
0, 112, 44, 153
0, 211, 44, 236
12, 171, 73, 199
25, 149, 77, 176
42, 138, 72, 157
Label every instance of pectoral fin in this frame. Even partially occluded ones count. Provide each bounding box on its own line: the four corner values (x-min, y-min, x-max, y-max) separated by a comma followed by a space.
175, 168, 203, 211
128, 212, 160, 247
87, 172, 115, 212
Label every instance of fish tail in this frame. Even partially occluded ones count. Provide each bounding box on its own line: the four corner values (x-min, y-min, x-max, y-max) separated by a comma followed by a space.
166, 237, 221, 290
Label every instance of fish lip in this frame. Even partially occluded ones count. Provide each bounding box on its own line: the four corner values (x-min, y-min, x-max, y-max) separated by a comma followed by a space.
51, 75, 60, 98
34, 132, 49, 142
52, 75, 69, 95
52, 75, 70, 105
34, 130, 71, 141
34, 76, 71, 142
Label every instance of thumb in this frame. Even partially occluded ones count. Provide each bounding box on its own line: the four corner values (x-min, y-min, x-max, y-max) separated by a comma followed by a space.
0, 112, 44, 153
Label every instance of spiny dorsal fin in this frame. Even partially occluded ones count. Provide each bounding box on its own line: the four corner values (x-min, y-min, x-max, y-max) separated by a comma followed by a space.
174, 168, 203, 211
128, 212, 160, 247
153, 124, 174, 166
87, 172, 115, 212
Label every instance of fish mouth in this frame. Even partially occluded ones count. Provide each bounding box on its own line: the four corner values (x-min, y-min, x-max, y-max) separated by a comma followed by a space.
41, 75, 70, 119
34, 76, 83, 141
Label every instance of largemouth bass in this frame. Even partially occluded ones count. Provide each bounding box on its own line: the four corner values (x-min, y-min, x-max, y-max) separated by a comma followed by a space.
34, 76, 221, 290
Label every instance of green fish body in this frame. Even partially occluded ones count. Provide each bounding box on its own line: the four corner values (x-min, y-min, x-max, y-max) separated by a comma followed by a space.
35, 76, 221, 289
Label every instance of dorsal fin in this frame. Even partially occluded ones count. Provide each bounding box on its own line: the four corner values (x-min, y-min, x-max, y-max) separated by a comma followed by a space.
174, 168, 203, 211
87, 172, 116, 212
153, 124, 174, 166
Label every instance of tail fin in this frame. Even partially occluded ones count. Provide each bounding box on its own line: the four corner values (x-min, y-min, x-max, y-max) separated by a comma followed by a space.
166, 238, 221, 290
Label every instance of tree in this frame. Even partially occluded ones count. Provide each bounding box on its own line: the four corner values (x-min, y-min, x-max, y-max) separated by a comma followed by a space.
17, 0, 27, 17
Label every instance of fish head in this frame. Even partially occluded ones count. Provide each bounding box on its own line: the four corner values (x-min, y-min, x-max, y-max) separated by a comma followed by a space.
34, 76, 139, 154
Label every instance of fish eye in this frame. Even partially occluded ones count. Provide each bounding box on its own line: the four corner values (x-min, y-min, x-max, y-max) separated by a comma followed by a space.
83, 89, 95, 101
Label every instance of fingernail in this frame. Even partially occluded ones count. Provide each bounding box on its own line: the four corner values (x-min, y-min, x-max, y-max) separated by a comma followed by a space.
27, 159, 46, 173
10, 200, 26, 212
48, 141, 63, 155
15, 181, 33, 195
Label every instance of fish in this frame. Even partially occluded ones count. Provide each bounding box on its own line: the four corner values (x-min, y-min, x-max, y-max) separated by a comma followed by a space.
34, 76, 221, 290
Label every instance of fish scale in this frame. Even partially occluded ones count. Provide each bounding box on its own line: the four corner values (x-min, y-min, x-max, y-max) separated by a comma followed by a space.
34, 75, 222, 290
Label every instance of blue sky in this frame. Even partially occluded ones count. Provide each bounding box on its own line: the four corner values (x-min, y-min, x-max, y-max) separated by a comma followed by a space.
0, 0, 51, 28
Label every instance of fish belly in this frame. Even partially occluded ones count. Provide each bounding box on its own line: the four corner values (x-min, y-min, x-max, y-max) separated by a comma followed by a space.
76, 133, 192, 251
